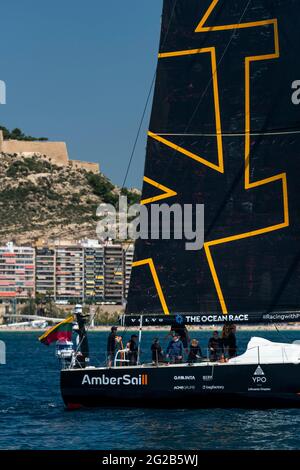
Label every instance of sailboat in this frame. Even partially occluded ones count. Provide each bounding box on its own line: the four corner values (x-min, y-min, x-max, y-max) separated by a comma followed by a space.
60, 0, 300, 408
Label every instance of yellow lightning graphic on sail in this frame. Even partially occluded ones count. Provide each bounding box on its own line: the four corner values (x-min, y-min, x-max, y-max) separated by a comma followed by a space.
132, 1, 289, 315
197, 0, 289, 313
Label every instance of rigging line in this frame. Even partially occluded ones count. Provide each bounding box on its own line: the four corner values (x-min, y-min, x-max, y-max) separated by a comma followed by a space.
121, 0, 179, 190
103, 73, 156, 297
160, 0, 180, 50
121, 71, 156, 190
108, 0, 180, 298
273, 323, 291, 343
156, 130, 300, 137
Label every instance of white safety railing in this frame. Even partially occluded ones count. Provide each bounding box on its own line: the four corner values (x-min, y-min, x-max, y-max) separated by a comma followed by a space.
114, 348, 130, 367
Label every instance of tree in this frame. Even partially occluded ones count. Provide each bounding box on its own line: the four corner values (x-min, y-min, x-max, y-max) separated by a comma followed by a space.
0, 124, 48, 141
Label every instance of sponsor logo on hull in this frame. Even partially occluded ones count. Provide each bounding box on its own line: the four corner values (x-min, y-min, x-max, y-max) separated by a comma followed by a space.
174, 375, 195, 381
248, 366, 271, 391
254, 365, 265, 376
202, 385, 224, 391
82, 373, 148, 386
203, 375, 213, 381
174, 385, 196, 391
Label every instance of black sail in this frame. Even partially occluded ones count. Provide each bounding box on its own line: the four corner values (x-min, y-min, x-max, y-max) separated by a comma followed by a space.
126, 0, 300, 326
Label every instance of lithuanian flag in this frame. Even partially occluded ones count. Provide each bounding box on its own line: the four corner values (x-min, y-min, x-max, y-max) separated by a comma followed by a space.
39, 316, 74, 345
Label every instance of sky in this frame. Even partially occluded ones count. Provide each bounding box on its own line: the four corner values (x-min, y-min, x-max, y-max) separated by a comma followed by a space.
0, 0, 163, 188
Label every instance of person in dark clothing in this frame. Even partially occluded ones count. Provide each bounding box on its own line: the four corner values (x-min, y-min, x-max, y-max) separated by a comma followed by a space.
208, 331, 224, 362
166, 334, 184, 363
127, 334, 138, 365
188, 339, 202, 363
221, 324, 231, 358
167, 321, 190, 352
107, 326, 118, 367
151, 338, 164, 365
227, 324, 237, 358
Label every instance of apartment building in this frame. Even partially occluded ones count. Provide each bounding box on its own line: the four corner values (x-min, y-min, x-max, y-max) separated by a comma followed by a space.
82, 240, 105, 302
123, 243, 134, 300
0, 243, 35, 299
35, 247, 56, 298
0, 241, 134, 303
55, 246, 84, 301
104, 244, 124, 304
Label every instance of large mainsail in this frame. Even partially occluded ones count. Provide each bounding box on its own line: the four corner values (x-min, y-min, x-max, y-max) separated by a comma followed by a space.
126, 0, 300, 324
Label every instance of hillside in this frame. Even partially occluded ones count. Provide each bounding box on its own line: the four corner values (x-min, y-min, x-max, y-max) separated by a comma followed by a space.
0, 152, 140, 244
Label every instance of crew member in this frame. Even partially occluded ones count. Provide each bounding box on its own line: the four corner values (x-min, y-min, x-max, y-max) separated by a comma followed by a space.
166, 333, 184, 363
221, 324, 231, 358
167, 320, 190, 353
151, 338, 164, 365
107, 326, 118, 367
127, 334, 138, 365
227, 324, 237, 358
208, 330, 223, 362
188, 338, 202, 363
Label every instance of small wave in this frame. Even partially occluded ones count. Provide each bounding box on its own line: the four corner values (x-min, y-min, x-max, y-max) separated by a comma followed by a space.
0, 407, 15, 414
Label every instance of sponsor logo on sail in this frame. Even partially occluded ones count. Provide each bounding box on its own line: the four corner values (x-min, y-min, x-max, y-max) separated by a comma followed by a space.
185, 314, 249, 324
82, 374, 148, 386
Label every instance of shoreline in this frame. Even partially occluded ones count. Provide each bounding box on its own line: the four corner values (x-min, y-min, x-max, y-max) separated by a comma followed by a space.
1, 325, 300, 332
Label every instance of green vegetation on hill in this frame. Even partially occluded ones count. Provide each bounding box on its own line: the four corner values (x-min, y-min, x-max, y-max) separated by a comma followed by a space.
6, 158, 54, 177
85, 173, 141, 207
0, 153, 140, 243
120, 187, 141, 206
0, 125, 48, 141
85, 172, 118, 205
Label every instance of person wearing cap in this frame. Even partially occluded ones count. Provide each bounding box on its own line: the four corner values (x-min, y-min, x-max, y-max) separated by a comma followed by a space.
126, 334, 138, 365
107, 326, 118, 367
187, 339, 202, 363
166, 333, 184, 363
166, 321, 190, 353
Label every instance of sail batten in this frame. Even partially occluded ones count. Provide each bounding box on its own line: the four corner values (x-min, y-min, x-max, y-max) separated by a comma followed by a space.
126, 0, 300, 324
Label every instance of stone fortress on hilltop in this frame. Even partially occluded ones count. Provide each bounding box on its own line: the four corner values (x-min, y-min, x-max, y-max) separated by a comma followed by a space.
0, 125, 140, 246
0, 130, 99, 174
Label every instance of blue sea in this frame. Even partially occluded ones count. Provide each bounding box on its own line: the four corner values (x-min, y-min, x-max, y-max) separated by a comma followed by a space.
0, 330, 300, 450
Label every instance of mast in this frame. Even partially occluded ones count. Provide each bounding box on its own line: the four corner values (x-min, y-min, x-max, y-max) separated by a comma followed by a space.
125, 0, 300, 325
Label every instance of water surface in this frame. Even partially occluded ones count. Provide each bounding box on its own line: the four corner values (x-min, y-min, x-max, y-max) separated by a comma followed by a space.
0, 330, 299, 450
